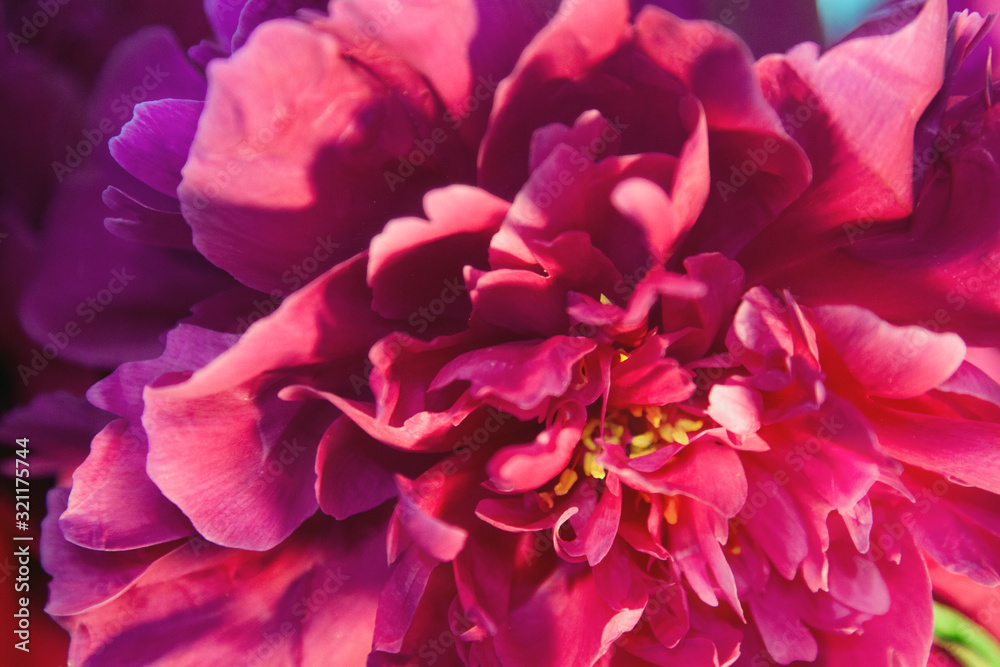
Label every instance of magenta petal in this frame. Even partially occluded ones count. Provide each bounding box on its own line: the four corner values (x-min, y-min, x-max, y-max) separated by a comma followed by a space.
475, 493, 566, 534
667, 499, 742, 616
0, 392, 108, 479
41, 488, 176, 617
735, 458, 810, 580
839, 496, 874, 554
747, 579, 819, 664
641, 443, 748, 519
904, 469, 1000, 586
826, 537, 890, 615
60, 420, 194, 550
61, 323, 236, 550
811, 304, 965, 399
432, 336, 597, 413
140, 257, 388, 551
813, 513, 934, 667
557, 476, 623, 566
479, 0, 632, 198
315, 416, 398, 520
230, 0, 327, 50
327, 0, 558, 145
610, 336, 696, 407
610, 176, 697, 263
57, 511, 390, 666
706, 383, 762, 436
145, 378, 333, 551
486, 403, 586, 493
865, 404, 1000, 495
634, 8, 812, 258
18, 29, 231, 367
936, 359, 1000, 409
661, 252, 745, 361
368, 186, 507, 320
468, 266, 571, 337
372, 545, 449, 655
394, 475, 468, 563
179, 19, 443, 292
109, 99, 203, 197
747, 0, 947, 256
453, 522, 518, 636
102, 185, 194, 249
494, 563, 643, 667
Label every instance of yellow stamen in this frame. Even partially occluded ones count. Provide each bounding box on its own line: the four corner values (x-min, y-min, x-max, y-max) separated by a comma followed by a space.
581, 418, 600, 451
630, 431, 657, 451
618, 352, 629, 363
600, 294, 613, 305
583, 452, 606, 479
730, 545, 742, 556
629, 431, 659, 459
672, 427, 690, 446
663, 496, 680, 525
645, 406, 663, 428
658, 424, 676, 443
554, 469, 578, 496
675, 418, 703, 433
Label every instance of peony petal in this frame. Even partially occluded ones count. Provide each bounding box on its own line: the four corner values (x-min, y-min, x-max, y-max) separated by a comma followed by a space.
0, 392, 109, 480
179, 19, 453, 292
493, 562, 644, 667
811, 304, 966, 399
486, 402, 586, 493
41, 488, 177, 617
609, 336, 696, 407
634, 8, 812, 259
479, 0, 633, 198
143, 256, 390, 550
56, 511, 391, 667
394, 475, 469, 563
903, 468, 1000, 587
110, 99, 203, 197
314, 416, 401, 520
18, 28, 232, 367
368, 186, 508, 321
432, 336, 596, 414
60, 420, 194, 550
326, 0, 559, 145
744, 0, 947, 265
813, 510, 934, 667
864, 403, 1000, 495
706, 383, 762, 437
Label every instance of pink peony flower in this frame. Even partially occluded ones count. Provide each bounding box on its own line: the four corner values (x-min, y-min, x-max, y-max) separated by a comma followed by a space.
39, 0, 1000, 666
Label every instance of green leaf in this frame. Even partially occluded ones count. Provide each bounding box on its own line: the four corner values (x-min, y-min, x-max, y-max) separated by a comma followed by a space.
934, 601, 1000, 667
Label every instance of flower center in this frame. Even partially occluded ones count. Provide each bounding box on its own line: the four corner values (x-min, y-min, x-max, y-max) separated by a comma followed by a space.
582, 406, 704, 468
536, 406, 705, 510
